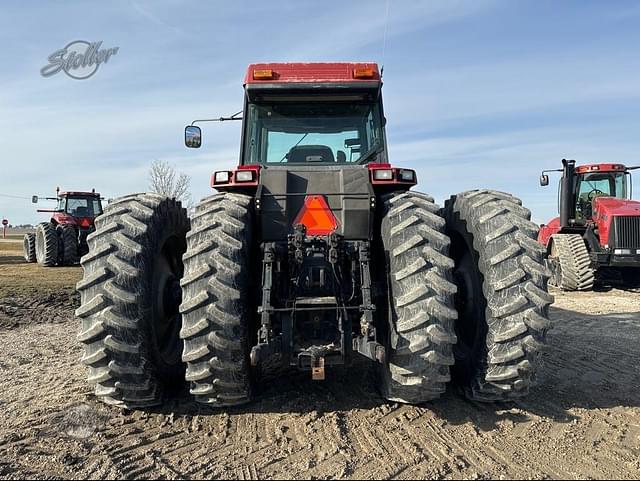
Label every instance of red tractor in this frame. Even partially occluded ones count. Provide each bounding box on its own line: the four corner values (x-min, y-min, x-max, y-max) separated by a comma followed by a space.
76, 63, 552, 409
24, 188, 103, 267
538, 159, 640, 290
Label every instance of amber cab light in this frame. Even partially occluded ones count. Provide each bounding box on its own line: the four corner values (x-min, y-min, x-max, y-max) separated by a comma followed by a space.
353, 68, 375, 79
253, 69, 274, 80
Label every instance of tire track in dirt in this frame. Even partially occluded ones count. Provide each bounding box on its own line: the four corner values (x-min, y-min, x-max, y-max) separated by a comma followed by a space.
0, 288, 639, 479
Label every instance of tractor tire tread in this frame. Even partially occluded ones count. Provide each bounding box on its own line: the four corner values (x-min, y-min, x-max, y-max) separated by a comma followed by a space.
76, 193, 189, 409
23, 233, 36, 263
35, 222, 58, 267
550, 234, 595, 291
444, 189, 553, 402
59, 224, 80, 266
179, 192, 254, 408
380, 191, 458, 404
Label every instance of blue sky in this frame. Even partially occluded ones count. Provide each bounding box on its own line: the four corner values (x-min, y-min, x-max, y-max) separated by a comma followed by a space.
1, 0, 639, 224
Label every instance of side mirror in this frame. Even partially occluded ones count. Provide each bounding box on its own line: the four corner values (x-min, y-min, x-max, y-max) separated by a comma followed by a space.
31, 195, 39, 204
540, 175, 549, 187
185, 125, 202, 148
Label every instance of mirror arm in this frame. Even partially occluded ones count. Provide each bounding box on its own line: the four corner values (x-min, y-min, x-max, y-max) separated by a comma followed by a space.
191, 111, 243, 125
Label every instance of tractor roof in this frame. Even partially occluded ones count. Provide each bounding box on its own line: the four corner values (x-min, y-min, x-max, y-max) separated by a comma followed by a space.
244, 62, 381, 86
576, 163, 627, 174
60, 191, 100, 197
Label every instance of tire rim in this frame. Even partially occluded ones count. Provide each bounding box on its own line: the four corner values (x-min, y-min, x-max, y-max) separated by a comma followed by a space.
450, 229, 487, 384
151, 235, 185, 367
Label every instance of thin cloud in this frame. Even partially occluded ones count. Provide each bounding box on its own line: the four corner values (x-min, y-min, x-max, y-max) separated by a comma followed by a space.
0, 1, 639, 225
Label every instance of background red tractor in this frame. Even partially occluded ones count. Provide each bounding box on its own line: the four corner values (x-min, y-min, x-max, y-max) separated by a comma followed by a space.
538, 159, 640, 290
23, 188, 103, 267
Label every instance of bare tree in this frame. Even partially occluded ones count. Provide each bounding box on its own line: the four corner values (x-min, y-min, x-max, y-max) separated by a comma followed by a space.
148, 159, 192, 206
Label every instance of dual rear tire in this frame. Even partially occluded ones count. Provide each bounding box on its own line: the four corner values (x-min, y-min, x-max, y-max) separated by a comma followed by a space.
76, 194, 189, 408
29, 223, 81, 266
77, 189, 553, 408
380, 189, 552, 403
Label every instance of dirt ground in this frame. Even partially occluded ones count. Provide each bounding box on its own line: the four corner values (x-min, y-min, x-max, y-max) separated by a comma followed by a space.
0, 238, 638, 480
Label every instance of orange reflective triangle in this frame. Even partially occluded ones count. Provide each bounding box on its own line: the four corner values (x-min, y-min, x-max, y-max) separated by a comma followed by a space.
293, 195, 338, 235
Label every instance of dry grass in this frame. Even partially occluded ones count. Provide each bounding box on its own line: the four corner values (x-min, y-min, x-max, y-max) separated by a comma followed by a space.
0, 240, 81, 297
2, 234, 28, 241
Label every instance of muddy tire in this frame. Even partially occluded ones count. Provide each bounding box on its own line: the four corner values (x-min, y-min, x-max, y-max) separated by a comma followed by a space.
444, 190, 553, 402
378, 191, 458, 404
23, 233, 36, 263
548, 234, 594, 291
180, 193, 254, 407
59, 224, 80, 266
76, 193, 189, 409
35, 222, 58, 267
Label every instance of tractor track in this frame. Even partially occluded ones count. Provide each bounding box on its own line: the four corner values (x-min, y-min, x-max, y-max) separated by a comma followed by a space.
0, 287, 638, 479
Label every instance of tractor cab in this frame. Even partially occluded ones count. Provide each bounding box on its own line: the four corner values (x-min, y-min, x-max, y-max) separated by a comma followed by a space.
240, 67, 386, 166
56, 192, 103, 219
185, 63, 400, 169
574, 164, 630, 221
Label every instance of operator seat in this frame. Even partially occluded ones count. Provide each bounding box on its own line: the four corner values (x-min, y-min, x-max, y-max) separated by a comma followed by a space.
287, 145, 335, 163
74, 206, 89, 217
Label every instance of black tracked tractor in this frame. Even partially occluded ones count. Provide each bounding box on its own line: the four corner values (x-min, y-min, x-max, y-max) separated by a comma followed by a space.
77, 63, 553, 409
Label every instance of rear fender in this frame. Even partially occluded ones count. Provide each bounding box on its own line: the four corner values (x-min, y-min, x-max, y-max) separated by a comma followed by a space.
51, 212, 77, 226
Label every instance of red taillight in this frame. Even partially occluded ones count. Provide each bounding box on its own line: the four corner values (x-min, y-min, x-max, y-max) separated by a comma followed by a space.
80, 218, 92, 228
293, 195, 338, 236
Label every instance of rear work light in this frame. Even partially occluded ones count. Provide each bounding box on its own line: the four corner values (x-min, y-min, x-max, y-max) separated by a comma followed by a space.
211, 165, 260, 189
253, 69, 274, 80
293, 195, 338, 236
235, 170, 254, 182
368, 164, 418, 185
214, 171, 231, 184
373, 169, 394, 181
399, 169, 416, 182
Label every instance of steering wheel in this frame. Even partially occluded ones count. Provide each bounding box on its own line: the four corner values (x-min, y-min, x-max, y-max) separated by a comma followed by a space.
587, 189, 606, 202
